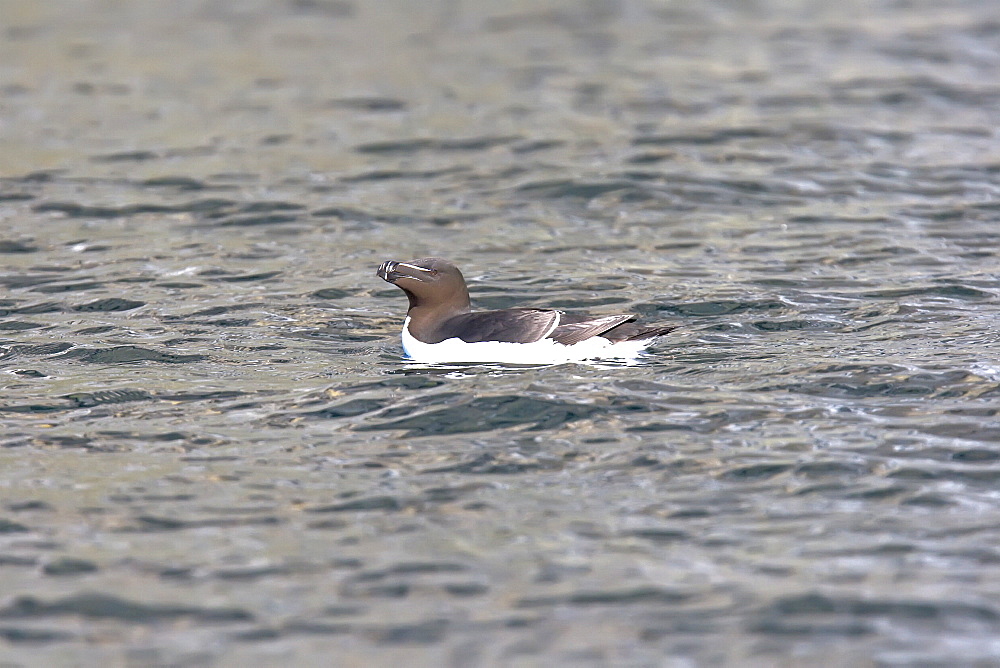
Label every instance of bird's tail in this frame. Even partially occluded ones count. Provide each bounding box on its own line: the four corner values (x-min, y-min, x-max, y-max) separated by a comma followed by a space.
623, 325, 677, 341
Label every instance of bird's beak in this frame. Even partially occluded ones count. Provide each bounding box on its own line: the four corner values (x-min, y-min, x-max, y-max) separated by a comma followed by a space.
377, 260, 433, 283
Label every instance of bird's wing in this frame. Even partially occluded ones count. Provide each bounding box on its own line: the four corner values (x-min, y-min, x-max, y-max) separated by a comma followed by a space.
438, 309, 561, 344
547, 314, 636, 345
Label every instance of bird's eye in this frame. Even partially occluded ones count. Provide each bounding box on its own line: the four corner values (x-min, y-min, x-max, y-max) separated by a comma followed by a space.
430, 269, 439, 276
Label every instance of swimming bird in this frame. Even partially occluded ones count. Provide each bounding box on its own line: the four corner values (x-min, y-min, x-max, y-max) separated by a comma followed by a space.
376, 258, 674, 364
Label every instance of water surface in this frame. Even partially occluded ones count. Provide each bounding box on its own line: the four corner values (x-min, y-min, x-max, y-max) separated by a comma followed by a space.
2, 1, 1000, 665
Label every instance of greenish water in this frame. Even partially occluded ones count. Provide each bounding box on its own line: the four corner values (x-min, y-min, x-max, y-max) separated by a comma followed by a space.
2, 1, 1000, 665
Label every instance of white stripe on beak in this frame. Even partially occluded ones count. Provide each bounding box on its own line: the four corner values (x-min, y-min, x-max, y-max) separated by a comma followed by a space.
396, 263, 434, 274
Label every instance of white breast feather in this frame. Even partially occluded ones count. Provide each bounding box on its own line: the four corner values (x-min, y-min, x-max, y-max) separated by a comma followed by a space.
400, 316, 651, 364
